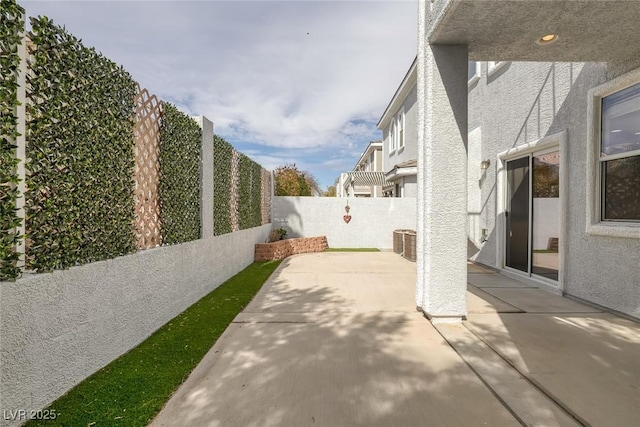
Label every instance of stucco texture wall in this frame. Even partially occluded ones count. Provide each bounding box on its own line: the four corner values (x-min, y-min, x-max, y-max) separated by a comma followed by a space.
0, 225, 270, 423
401, 175, 418, 198
468, 60, 640, 319
272, 197, 416, 249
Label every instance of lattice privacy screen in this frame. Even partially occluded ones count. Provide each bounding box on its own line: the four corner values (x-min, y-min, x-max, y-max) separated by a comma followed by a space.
134, 84, 162, 249
261, 169, 271, 225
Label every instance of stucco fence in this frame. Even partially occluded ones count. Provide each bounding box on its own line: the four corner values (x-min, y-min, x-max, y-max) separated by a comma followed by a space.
272, 197, 417, 249
0, 225, 270, 425
0, 116, 272, 426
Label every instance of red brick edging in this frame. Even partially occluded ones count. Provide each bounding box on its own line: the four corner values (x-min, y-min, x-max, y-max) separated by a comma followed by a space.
255, 236, 329, 261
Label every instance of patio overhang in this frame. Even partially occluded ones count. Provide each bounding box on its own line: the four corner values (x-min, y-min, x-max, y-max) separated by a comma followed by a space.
428, 0, 640, 62
344, 171, 388, 188
385, 160, 418, 183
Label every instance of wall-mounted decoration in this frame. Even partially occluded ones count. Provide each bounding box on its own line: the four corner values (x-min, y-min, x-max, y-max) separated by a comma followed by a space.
343, 203, 352, 224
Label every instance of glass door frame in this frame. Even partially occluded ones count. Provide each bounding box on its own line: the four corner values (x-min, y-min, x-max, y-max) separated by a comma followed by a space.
496, 131, 567, 292
505, 155, 532, 275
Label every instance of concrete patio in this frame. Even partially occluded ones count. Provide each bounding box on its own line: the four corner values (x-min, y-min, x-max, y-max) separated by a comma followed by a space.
151, 252, 640, 427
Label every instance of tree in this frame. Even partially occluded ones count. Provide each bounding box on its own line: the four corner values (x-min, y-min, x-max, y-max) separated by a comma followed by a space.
274, 164, 321, 196
304, 173, 322, 196
324, 185, 336, 197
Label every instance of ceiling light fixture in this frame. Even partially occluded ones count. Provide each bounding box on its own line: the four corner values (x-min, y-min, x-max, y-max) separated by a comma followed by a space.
611, 129, 622, 133
537, 34, 558, 45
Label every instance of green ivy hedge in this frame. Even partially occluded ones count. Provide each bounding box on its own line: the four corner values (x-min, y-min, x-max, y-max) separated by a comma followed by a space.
237, 152, 265, 230
158, 103, 201, 244
25, 16, 137, 272
0, 0, 24, 281
213, 135, 233, 235
250, 161, 263, 227
237, 154, 252, 230
213, 136, 268, 234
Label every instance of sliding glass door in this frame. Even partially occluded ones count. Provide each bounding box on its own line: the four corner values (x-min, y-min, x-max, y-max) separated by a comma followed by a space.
505, 149, 560, 282
532, 150, 560, 281
506, 157, 530, 273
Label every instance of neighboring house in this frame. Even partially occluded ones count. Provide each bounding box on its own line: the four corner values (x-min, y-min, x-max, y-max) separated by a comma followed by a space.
413, 1, 640, 322
337, 140, 386, 197
377, 58, 418, 197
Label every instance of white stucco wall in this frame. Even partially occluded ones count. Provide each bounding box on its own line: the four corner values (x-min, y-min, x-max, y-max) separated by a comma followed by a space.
467, 127, 483, 249
0, 225, 270, 425
401, 175, 418, 198
272, 197, 416, 249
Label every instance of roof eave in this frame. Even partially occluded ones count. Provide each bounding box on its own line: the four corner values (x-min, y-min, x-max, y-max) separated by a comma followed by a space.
385, 166, 418, 182
377, 57, 418, 130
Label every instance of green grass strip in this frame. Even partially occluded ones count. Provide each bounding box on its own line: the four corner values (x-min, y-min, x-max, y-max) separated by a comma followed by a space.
324, 248, 380, 252
26, 260, 282, 427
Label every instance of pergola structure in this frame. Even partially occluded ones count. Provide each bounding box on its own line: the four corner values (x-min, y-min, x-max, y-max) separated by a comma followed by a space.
416, 0, 640, 322
341, 171, 388, 197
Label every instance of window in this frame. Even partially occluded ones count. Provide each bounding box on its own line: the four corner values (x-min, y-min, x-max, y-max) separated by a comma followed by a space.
468, 61, 480, 86
397, 108, 405, 149
600, 82, 640, 221
389, 121, 396, 152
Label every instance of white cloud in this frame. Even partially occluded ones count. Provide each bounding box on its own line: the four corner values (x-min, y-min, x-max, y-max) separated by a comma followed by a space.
22, 0, 416, 186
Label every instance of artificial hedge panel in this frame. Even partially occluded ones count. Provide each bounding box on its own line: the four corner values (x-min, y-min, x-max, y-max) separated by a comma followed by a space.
0, 0, 24, 280
237, 153, 265, 230
213, 135, 233, 235
250, 162, 263, 228
237, 154, 253, 230
158, 103, 201, 244
25, 16, 137, 272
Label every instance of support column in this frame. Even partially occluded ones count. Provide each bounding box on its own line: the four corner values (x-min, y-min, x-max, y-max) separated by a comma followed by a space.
415, 0, 427, 309
16, 33, 27, 268
196, 115, 214, 239
417, 7, 468, 323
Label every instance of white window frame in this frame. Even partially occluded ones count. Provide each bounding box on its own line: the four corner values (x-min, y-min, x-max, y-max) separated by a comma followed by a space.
586, 67, 640, 239
468, 61, 480, 87
397, 108, 405, 150
487, 61, 509, 77
389, 121, 396, 154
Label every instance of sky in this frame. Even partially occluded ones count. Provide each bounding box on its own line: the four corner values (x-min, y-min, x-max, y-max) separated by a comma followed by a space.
22, 1, 417, 190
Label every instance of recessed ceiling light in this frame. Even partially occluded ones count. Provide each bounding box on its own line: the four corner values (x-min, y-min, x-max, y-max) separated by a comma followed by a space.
537, 34, 559, 45
611, 129, 622, 133
635, 132, 640, 135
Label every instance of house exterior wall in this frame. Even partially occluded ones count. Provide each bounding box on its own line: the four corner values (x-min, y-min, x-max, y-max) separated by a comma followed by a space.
468, 60, 640, 319
402, 175, 418, 198
382, 84, 418, 173
348, 143, 383, 198
272, 197, 416, 249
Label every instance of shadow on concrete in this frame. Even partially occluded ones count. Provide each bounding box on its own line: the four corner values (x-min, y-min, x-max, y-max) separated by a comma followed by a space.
463, 263, 640, 426
151, 253, 518, 426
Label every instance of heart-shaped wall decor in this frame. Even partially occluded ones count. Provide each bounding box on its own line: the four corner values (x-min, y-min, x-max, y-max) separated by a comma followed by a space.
343, 215, 352, 224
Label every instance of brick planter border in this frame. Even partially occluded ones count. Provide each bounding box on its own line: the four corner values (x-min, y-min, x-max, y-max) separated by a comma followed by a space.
255, 236, 328, 261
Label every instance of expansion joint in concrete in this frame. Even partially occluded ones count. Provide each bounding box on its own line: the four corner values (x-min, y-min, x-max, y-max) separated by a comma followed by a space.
460, 322, 588, 427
